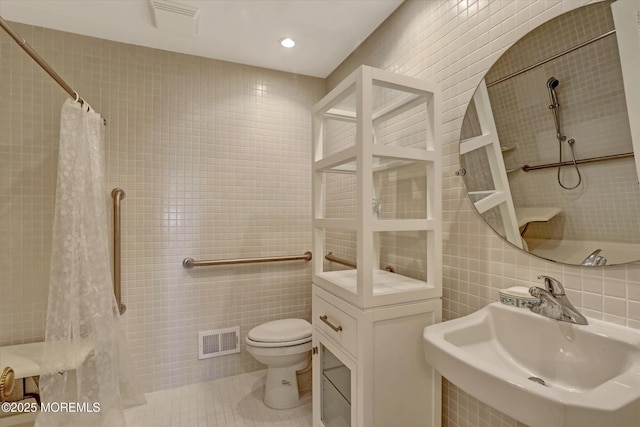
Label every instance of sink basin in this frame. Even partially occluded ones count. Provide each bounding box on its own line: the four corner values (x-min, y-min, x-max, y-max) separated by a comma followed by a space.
423, 302, 640, 427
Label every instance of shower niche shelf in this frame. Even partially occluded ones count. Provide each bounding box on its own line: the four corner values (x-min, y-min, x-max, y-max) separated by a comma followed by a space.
515, 206, 562, 228
311, 66, 442, 427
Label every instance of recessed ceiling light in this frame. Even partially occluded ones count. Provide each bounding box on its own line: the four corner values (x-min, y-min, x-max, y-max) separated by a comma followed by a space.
279, 37, 296, 48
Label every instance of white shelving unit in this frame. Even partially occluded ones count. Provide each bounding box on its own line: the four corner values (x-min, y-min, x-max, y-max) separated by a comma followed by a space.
311, 66, 442, 427
459, 79, 522, 249
312, 65, 442, 309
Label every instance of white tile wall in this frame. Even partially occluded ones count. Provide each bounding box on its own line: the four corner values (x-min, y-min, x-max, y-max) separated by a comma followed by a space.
0, 22, 325, 392
328, 0, 640, 426
0, 24, 56, 346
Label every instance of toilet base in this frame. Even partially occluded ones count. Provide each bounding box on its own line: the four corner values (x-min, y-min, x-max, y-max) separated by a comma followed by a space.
263, 358, 309, 409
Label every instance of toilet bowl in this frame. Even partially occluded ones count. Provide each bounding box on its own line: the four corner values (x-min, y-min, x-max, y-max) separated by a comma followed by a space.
245, 318, 312, 409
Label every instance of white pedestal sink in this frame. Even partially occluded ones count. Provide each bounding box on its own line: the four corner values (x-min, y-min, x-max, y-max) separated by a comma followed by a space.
423, 302, 640, 427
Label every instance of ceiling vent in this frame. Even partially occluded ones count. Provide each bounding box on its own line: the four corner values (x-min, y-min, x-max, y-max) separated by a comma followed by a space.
150, 0, 200, 37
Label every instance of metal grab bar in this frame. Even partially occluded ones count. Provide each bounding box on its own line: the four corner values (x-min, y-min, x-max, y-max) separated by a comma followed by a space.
111, 188, 126, 315
522, 152, 634, 172
325, 251, 356, 268
486, 30, 616, 87
324, 252, 395, 273
183, 251, 312, 269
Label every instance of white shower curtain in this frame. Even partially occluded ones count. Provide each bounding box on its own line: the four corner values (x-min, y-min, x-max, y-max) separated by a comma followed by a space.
35, 99, 144, 427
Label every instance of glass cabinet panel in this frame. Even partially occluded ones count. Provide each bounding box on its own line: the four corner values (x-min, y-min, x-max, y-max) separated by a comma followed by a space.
321, 344, 351, 427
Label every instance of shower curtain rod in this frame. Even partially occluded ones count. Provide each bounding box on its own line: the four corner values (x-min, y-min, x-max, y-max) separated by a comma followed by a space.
0, 15, 107, 126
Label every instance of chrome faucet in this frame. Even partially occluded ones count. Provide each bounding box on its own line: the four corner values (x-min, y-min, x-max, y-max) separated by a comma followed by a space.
581, 249, 607, 266
529, 275, 588, 325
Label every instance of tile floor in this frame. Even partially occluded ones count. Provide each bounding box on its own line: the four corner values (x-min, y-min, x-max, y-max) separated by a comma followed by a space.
124, 370, 312, 427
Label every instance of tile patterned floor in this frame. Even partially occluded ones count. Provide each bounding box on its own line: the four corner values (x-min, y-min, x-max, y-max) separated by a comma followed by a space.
124, 370, 312, 427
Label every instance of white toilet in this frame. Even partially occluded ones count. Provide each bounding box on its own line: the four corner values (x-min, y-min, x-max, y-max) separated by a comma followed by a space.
245, 318, 312, 409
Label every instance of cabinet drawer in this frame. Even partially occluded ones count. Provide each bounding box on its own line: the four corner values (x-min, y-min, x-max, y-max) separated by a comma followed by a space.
314, 296, 357, 357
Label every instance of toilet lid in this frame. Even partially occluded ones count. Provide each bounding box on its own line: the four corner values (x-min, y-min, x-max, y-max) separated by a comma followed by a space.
247, 319, 312, 343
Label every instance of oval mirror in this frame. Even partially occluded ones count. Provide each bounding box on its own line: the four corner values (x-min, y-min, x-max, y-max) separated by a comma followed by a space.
459, 0, 640, 266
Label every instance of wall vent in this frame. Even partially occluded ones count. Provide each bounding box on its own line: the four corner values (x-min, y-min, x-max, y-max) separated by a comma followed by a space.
198, 327, 240, 359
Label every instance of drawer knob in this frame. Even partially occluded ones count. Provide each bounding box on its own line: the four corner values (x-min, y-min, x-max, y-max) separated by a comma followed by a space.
319, 315, 343, 332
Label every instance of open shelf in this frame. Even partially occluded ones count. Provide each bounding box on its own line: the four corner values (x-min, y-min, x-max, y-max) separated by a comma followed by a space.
317, 269, 431, 296
320, 84, 425, 124
312, 65, 441, 308
315, 145, 434, 174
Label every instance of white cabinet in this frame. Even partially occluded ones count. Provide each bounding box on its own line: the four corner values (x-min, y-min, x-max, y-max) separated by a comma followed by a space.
312, 286, 442, 427
311, 66, 442, 427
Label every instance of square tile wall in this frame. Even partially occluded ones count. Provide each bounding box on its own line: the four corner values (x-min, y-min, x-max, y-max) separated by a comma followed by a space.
0, 23, 58, 346
0, 22, 325, 392
327, 0, 640, 426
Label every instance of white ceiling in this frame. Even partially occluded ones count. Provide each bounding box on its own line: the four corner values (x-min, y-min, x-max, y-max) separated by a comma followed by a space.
0, 0, 404, 78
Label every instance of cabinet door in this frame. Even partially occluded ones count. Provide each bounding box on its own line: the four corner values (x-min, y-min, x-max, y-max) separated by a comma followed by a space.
312, 331, 357, 427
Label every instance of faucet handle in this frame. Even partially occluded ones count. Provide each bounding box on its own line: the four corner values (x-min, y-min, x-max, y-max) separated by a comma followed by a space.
529, 286, 563, 319
537, 275, 565, 296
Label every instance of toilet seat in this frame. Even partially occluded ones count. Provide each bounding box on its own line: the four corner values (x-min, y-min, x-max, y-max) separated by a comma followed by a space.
248, 318, 312, 343
246, 336, 311, 348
